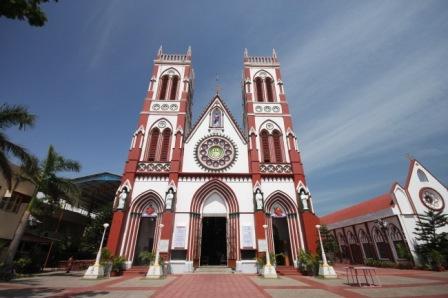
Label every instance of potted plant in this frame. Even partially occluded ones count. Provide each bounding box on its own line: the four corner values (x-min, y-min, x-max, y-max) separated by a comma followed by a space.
138, 251, 156, 266
111, 256, 125, 276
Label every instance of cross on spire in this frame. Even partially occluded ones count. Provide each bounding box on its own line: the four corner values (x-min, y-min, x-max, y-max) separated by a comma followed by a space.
215, 74, 221, 95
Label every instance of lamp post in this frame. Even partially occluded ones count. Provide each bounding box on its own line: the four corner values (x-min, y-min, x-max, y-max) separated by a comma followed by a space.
261, 224, 277, 278
146, 223, 165, 279
83, 223, 109, 279
316, 224, 337, 278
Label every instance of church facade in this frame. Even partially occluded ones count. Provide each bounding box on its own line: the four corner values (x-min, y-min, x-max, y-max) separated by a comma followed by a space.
106, 47, 319, 273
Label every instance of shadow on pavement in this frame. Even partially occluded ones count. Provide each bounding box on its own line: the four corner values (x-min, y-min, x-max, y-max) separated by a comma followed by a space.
0, 287, 64, 297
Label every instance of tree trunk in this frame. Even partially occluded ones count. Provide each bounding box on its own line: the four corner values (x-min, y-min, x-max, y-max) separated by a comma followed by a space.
4, 206, 32, 266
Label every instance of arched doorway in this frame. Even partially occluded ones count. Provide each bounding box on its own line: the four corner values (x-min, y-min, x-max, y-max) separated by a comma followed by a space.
120, 191, 164, 264
265, 192, 301, 266
188, 180, 240, 268
200, 192, 228, 265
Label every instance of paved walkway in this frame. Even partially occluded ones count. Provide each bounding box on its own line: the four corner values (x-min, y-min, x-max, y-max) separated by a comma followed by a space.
0, 268, 447, 297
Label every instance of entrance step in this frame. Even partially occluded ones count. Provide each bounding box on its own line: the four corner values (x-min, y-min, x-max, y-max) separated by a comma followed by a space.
276, 266, 301, 276
123, 266, 147, 276
194, 266, 233, 274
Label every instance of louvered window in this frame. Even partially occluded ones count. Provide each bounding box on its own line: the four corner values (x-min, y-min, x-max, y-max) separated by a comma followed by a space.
272, 130, 283, 163
260, 130, 271, 162
159, 75, 169, 100
265, 77, 274, 102
255, 77, 264, 102
147, 128, 160, 161
169, 76, 179, 100
160, 129, 171, 161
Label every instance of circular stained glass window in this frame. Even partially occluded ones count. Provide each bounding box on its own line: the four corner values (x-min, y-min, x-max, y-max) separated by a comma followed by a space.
195, 135, 237, 171
420, 188, 444, 211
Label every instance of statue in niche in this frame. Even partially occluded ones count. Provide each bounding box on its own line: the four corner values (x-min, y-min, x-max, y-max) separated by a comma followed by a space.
117, 188, 128, 210
165, 188, 175, 210
299, 189, 309, 211
255, 188, 263, 210
211, 108, 222, 128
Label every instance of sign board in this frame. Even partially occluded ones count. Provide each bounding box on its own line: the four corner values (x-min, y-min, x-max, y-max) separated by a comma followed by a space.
173, 226, 186, 248
242, 226, 253, 248
258, 239, 267, 252
158, 240, 169, 252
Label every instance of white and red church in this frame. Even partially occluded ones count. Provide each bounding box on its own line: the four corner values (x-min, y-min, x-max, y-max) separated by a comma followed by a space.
106, 47, 319, 273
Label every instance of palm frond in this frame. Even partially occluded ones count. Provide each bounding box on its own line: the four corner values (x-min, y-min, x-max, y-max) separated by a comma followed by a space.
0, 134, 33, 165
0, 151, 13, 189
0, 104, 36, 130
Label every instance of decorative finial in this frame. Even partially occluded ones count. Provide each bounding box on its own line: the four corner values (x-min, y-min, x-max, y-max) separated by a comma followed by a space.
272, 48, 277, 59
187, 46, 192, 56
215, 74, 221, 95
157, 45, 163, 56
406, 153, 415, 161
244, 48, 248, 58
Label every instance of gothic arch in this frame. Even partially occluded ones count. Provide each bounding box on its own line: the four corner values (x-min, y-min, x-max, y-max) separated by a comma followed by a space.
252, 69, 274, 81
121, 191, 164, 261
157, 68, 182, 100
144, 119, 174, 162
264, 191, 301, 262
187, 179, 240, 266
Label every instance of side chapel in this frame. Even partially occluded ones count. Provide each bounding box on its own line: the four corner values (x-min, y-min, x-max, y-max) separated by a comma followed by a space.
106, 47, 319, 273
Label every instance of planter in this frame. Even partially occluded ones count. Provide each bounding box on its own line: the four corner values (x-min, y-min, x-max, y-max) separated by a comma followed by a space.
111, 270, 123, 276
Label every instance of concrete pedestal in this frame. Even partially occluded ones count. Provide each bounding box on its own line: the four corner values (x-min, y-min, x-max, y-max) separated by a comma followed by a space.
318, 264, 337, 279
146, 265, 163, 279
262, 265, 278, 279
83, 265, 104, 279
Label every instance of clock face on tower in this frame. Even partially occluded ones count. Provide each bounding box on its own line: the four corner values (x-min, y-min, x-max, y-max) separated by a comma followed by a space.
194, 135, 237, 171
420, 188, 444, 211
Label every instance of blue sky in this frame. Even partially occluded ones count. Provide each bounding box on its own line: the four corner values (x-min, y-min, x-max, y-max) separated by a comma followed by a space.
1, 0, 447, 215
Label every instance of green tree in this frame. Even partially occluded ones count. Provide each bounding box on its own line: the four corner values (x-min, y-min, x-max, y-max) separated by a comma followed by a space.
2, 145, 81, 268
78, 205, 113, 258
414, 210, 448, 253
0, 104, 36, 189
0, 0, 58, 27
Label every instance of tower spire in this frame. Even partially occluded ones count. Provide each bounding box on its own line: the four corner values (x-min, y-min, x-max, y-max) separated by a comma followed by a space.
272, 48, 277, 59
215, 74, 221, 95
157, 45, 163, 57
187, 46, 192, 58
244, 48, 248, 58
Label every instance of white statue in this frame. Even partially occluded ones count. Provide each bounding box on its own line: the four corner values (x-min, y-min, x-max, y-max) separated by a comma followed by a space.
255, 189, 263, 210
117, 188, 128, 210
300, 190, 309, 210
166, 188, 174, 210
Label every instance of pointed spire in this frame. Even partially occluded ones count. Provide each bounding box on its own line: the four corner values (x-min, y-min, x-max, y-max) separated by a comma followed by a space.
187, 45, 192, 57
272, 48, 277, 59
157, 45, 163, 57
244, 48, 248, 58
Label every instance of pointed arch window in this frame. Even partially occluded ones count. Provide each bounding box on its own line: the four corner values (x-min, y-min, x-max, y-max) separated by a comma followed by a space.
272, 130, 283, 163
265, 77, 274, 102
260, 130, 271, 162
169, 76, 179, 100
147, 128, 160, 161
159, 75, 169, 100
159, 128, 172, 161
417, 169, 428, 182
255, 77, 264, 102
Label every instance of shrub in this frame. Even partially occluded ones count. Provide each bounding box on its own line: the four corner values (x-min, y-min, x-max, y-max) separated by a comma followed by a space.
112, 256, 126, 273
139, 251, 156, 265
14, 257, 33, 274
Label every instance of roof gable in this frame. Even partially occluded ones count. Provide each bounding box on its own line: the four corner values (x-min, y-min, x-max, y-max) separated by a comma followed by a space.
185, 95, 246, 144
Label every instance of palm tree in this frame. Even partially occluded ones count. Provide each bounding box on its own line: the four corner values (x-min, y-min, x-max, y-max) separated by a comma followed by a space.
0, 104, 36, 189
3, 145, 81, 267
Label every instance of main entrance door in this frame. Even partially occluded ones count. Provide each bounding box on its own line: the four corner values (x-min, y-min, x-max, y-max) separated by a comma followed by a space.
133, 216, 156, 265
200, 217, 227, 266
272, 217, 292, 266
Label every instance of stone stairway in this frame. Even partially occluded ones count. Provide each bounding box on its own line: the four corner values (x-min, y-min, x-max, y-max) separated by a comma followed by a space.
123, 266, 147, 276
275, 266, 301, 276
194, 266, 233, 274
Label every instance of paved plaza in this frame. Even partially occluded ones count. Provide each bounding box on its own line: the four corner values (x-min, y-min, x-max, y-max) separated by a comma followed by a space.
0, 267, 447, 298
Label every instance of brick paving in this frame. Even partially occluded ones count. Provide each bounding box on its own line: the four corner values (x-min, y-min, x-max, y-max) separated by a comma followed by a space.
0, 267, 447, 298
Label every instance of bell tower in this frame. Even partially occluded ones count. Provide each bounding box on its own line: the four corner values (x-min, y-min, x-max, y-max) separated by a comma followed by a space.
242, 49, 319, 253
107, 47, 194, 256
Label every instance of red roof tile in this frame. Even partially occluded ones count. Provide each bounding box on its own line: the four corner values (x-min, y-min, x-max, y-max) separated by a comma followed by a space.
320, 193, 394, 225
